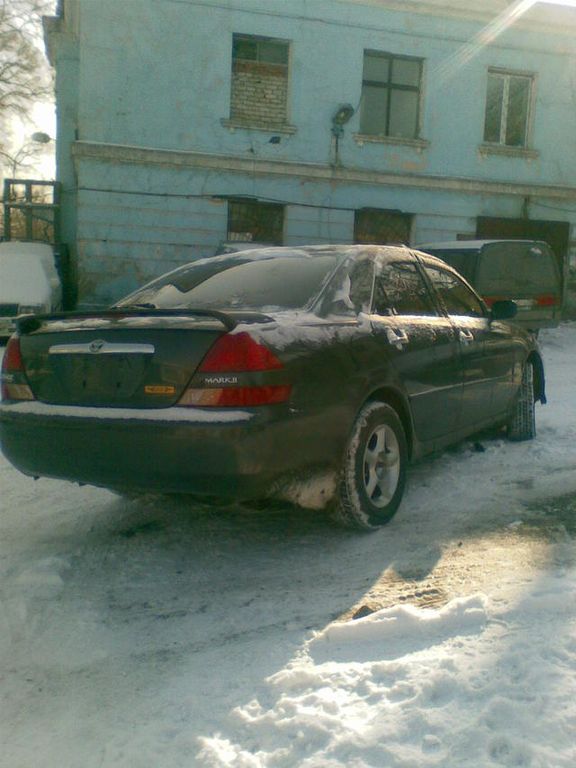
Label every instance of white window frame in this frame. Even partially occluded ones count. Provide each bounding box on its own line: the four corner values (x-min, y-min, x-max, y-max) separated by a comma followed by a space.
484, 68, 535, 148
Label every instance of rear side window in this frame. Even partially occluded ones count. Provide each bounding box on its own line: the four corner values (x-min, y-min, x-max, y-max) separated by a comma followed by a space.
476, 243, 559, 294
374, 262, 437, 316
319, 257, 375, 315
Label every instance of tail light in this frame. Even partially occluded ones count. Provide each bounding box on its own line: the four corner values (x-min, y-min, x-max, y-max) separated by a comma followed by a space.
1, 336, 35, 401
178, 331, 291, 408
535, 295, 558, 307
484, 295, 558, 309
198, 332, 283, 372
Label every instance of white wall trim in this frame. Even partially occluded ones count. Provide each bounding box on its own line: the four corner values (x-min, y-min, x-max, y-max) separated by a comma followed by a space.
72, 140, 576, 202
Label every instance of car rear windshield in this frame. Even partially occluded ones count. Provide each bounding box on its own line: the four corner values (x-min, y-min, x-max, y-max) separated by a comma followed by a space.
117, 254, 340, 311
476, 242, 559, 294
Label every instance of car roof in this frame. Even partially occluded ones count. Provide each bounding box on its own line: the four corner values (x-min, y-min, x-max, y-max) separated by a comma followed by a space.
417, 239, 548, 251
190, 243, 417, 268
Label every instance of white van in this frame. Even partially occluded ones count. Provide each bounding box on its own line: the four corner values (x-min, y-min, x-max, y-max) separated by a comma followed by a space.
0, 241, 62, 339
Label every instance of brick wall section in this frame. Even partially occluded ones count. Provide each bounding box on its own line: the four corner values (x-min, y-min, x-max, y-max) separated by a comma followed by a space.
231, 60, 288, 126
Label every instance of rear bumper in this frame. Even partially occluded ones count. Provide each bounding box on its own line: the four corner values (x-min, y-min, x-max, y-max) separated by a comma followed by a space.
0, 401, 334, 499
508, 307, 560, 331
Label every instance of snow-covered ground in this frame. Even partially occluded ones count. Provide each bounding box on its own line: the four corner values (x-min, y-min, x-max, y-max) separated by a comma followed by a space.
1, 325, 576, 768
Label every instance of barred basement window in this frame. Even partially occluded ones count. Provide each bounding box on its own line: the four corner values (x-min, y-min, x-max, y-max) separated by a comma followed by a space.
227, 200, 284, 245
360, 51, 423, 139
483, 69, 533, 148
354, 209, 413, 246
230, 34, 290, 128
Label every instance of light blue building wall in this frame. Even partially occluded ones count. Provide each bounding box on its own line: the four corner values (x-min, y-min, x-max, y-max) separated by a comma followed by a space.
45, 0, 576, 305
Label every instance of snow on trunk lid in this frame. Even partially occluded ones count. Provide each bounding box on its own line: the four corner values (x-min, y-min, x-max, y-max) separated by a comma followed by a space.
18, 316, 227, 408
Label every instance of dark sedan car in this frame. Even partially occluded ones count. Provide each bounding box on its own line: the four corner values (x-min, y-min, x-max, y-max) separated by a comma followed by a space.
0, 245, 545, 530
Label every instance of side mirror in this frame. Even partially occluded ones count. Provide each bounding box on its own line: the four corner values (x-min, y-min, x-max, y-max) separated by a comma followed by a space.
490, 299, 517, 321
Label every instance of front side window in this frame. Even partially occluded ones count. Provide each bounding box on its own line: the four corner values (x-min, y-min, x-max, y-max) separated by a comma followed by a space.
425, 266, 485, 317
227, 200, 284, 245
360, 51, 423, 139
483, 70, 533, 147
230, 34, 290, 128
374, 262, 437, 316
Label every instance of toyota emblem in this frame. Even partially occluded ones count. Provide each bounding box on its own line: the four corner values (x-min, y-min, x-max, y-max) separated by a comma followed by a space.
89, 339, 106, 353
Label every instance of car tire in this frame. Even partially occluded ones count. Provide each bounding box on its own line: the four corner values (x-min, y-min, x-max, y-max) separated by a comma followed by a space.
333, 401, 407, 531
507, 361, 536, 442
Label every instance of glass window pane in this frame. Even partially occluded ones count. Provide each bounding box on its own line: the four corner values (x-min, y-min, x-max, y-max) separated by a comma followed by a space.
477, 243, 558, 293
233, 37, 257, 61
363, 53, 390, 83
122, 255, 340, 312
392, 58, 421, 87
355, 210, 412, 245
389, 90, 419, 138
228, 201, 284, 244
259, 40, 289, 65
376, 263, 437, 316
360, 85, 388, 135
425, 267, 484, 317
505, 76, 530, 147
420, 249, 476, 282
484, 73, 504, 143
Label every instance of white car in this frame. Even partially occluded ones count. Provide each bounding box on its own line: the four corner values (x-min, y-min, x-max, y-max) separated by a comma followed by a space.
0, 242, 63, 339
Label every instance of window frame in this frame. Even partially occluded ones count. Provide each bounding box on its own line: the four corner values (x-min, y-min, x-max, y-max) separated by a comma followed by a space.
226, 199, 285, 245
373, 260, 439, 317
483, 68, 535, 149
354, 208, 413, 246
227, 33, 292, 131
422, 264, 487, 319
359, 50, 424, 140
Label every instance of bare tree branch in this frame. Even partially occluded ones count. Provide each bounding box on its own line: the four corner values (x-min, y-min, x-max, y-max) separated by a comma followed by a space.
0, 0, 54, 172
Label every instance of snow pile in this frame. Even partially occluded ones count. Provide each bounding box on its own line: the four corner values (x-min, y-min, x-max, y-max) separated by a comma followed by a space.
198, 585, 576, 767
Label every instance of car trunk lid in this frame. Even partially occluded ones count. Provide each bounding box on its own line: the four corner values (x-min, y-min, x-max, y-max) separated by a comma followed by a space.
16, 309, 238, 408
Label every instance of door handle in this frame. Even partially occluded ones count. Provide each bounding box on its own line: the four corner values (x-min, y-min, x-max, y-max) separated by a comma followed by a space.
459, 329, 474, 344
385, 327, 410, 349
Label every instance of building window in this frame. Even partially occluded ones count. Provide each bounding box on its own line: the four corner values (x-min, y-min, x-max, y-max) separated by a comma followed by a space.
227, 200, 284, 244
230, 34, 290, 128
354, 209, 412, 245
483, 70, 533, 147
359, 51, 423, 139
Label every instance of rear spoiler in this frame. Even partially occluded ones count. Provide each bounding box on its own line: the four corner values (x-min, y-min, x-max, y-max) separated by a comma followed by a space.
15, 307, 274, 335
